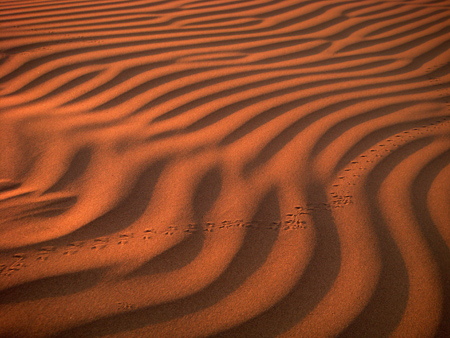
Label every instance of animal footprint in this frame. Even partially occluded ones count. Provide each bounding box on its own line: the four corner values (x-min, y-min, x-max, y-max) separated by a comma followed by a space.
183, 224, 198, 234
63, 242, 84, 255
117, 302, 136, 311
143, 229, 155, 239
3, 256, 26, 275
92, 238, 109, 250
37, 246, 55, 261
118, 234, 133, 245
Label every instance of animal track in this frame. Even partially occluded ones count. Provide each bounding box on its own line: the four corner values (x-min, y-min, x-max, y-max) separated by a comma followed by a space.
117, 302, 136, 311
1, 256, 26, 276
3, 119, 448, 278
330, 116, 450, 198
0, 196, 352, 278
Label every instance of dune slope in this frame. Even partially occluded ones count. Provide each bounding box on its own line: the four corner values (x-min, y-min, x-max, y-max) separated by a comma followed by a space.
1, 0, 450, 337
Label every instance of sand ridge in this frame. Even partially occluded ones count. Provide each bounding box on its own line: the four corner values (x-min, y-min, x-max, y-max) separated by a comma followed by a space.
1, 0, 450, 337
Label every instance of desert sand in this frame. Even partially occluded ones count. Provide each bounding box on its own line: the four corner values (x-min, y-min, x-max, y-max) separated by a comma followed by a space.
0, 0, 449, 337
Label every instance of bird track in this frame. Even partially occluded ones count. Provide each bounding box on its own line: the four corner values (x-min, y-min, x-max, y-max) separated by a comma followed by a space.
0, 195, 353, 278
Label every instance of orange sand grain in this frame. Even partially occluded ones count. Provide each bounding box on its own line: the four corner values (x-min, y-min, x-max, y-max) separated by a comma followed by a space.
1, 0, 450, 337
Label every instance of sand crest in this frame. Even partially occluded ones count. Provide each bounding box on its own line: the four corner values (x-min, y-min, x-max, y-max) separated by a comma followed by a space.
1, 0, 450, 337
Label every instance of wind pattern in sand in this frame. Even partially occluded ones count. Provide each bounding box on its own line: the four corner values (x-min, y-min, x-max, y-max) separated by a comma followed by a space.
1, 0, 450, 337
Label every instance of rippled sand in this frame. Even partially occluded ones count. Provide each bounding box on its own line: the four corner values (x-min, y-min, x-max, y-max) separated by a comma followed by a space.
1, 0, 450, 337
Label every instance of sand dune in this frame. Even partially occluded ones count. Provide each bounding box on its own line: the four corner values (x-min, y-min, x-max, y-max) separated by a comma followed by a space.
1, 0, 450, 337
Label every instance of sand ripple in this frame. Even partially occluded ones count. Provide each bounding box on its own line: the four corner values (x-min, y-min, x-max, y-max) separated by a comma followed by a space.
1, 0, 450, 337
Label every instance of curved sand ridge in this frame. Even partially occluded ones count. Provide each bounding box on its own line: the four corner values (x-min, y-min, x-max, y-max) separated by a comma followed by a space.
1, 0, 450, 337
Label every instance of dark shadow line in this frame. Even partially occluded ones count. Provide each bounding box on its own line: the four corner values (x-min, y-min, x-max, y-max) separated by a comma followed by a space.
92, 66, 216, 111
339, 14, 450, 53
29, 70, 102, 103
44, 146, 93, 194
7, 11, 160, 28
0, 158, 169, 256
64, 61, 172, 105
51, 187, 282, 338
311, 101, 418, 158
353, 3, 403, 18
338, 138, 433, 337
366, 8, 444, 37
208, 179, 341, 337
410, 148, 450, 338
0, 0, 154, 18
241, 79, 448, 177
181, 0, 248, 11
332, 116, 450, 175
0, 0, 172, 23
0, 267, 106, 304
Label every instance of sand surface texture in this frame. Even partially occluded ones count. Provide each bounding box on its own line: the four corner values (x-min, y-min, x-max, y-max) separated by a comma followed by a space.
1, 0, 450, 337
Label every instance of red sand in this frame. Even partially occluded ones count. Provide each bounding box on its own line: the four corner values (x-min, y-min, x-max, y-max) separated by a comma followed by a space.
1, 0, 450, 337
